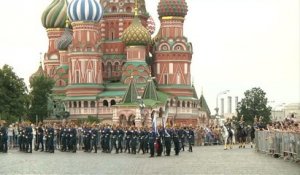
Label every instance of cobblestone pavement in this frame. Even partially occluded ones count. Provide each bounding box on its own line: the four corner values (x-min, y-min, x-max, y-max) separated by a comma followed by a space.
0, 145, 299, 175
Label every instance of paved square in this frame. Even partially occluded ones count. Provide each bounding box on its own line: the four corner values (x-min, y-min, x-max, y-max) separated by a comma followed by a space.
0, 146, 299, 175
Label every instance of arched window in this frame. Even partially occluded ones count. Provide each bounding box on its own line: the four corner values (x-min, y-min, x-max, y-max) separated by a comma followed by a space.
126, 7, 132, 13
107, 62, 112, 78
114, 62, 119, 71
109, 29, 115, 40
73, 101, 77, 108
91, 101, 96, 108
187, 101, 190, 108
111, 100, 116, 106
111, 6, 117, 12
78, 101, 81, 108
103, 100, 109, 107
84, 101, 88, 108
170, 99, 174, 106
177, 100, 180, 107
182, 101, 186, 107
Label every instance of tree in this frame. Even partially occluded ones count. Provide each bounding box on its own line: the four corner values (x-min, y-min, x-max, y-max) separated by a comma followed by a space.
0, 65, 28, 122
236, 87, 272, 124
29, 75, 54, 122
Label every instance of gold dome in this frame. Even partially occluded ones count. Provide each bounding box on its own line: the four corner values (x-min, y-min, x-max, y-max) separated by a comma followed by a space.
122, 17, 151, 46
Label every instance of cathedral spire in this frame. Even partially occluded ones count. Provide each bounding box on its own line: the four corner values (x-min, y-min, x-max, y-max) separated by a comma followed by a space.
142, 78, 158, 101
134, 0, 138, 16
122, 77, 139, 103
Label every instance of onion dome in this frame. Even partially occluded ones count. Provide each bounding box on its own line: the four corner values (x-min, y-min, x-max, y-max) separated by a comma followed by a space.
55, 20, 72, 51
122, 17, 151, 46
147, 16, 156, 35
41, 0, 68, 29
30, 62, 45, 83
67, 0, 103, 22
158, 0, 188, 18
55, 28, 72, 50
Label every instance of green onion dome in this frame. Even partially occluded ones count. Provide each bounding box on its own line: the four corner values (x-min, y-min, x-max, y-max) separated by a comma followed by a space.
41, 0, 68, 29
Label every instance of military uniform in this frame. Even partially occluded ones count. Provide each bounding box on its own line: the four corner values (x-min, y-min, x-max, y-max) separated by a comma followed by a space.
148, 129, 156, 157
47, 126, 55, 153
25, 125, 33, 153
178, 128, 186, 151
61, 126, 67, 151
164, 128, 171, 156
116, 127, 124, 153
0, 124, 8, 153
69, 126, 77, 153
172, 128, 180, 156
187, 127, 194, 152
91, 126, 98, 153
124, 128, 132, 153
35, 125, 44, 151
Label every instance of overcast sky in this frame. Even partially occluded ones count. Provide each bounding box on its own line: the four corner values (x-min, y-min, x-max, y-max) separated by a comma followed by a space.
0, 0, 299, 113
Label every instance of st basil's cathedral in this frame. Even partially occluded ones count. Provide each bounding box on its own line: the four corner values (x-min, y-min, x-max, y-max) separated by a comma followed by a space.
31, 0, 211, 127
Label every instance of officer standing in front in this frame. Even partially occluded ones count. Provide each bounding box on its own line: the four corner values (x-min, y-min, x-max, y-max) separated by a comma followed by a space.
25, 124, 33, 153
0, 121, 8, 153
187, 125, 194, 152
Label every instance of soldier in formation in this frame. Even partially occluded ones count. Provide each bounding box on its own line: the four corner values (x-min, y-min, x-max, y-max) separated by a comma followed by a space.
1, 121, 196, 157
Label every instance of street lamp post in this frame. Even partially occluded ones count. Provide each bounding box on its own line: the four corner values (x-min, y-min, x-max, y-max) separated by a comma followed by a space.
215, 90, 230, 118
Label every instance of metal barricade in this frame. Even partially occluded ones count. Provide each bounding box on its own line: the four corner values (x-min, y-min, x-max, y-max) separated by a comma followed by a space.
256, 131, 300, 161
267, 131, 275, 155
274, 132, 282, 157
296, 133, 300, 161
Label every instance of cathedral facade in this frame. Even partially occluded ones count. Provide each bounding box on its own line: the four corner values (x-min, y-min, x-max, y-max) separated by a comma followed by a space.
38, 0, 210, 127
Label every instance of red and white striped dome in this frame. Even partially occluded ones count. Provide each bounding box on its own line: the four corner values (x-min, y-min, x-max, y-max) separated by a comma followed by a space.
147, 16, 156, 35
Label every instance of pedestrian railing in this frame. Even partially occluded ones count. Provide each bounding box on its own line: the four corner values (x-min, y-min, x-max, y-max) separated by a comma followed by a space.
255, 130, 300, 162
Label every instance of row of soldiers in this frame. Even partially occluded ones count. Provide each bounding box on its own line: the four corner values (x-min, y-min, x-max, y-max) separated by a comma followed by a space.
12, 122, 195, 157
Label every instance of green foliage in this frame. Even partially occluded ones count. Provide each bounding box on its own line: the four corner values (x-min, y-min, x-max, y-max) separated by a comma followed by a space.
236, 87, 272, 124
0, 65, 28, 122
29, 75, 54, 122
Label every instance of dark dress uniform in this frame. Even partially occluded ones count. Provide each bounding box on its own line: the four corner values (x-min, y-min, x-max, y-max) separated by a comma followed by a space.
164, 129, 172, 156
172, 128, 180, 155
138, 130, 145, 154
131, 130, 138, 154
117, 128, 124, 153
61, 127, 67, 152
91, 128, 98, 153
0, 125, 8, 153
47, 127, 55, 153
187, 128, 194, 152
25, 125, 33, 153
35, 126, 44, 151
178, 128, 186, 151
104, 127, 111, 153
149, 130, 156, 157
125, 129, 132, 153
69, 127, 77, 153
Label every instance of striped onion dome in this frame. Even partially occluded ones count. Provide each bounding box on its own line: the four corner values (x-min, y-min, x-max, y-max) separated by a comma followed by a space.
158, 0, 188, 18
67, 0, 103, 22
41, 0, 68, 29
122, 17, 151, 46
147, 16, 156, 35
55, 28, 72, 50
